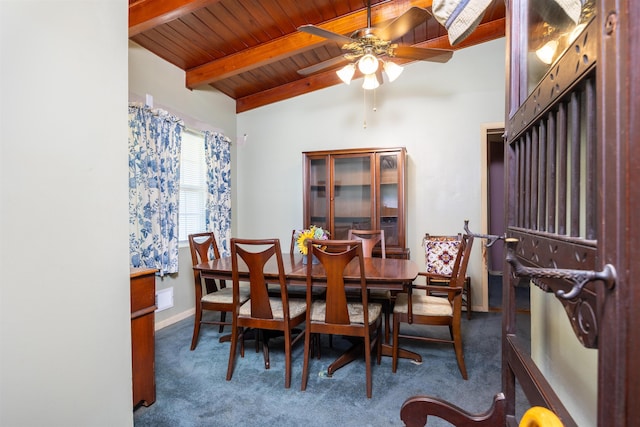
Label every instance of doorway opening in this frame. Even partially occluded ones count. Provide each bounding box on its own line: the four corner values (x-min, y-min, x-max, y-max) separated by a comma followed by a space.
481, 124, 530, 313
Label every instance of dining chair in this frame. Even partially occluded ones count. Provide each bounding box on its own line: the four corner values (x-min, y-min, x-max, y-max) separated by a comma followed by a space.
290, 228, 297, 254
188, 232, 249, 350
347, 229, 386, 258
422, 233, 472, 319
226, 238, 306, 388
301, 239, 382, 398
347, 229, 392, 343
277, 228, 324, 299
392, 234, 474, 379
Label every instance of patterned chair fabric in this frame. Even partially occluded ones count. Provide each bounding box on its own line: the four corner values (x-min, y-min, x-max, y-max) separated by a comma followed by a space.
423, 234, 462, 276
422, 233, 472, 320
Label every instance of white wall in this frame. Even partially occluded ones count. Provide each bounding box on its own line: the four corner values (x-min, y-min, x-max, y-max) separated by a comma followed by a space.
236, 38, 508, 311
1, 1, 132, 425
531, 288, 598, 426
128, 41, 236, 327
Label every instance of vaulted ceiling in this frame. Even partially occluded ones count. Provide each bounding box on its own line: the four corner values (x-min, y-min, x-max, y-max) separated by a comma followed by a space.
129, 0, 506, 113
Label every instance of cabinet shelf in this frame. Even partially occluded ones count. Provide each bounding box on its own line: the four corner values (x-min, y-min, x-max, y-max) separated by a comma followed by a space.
334, 184, 372, 188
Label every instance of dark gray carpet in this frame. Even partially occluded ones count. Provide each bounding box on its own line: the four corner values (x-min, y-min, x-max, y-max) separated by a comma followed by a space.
134, 312, 529, 427
488, 273, 531, 312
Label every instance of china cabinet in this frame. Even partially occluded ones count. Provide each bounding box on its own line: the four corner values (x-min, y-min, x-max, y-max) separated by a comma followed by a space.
302, 147, 407, 259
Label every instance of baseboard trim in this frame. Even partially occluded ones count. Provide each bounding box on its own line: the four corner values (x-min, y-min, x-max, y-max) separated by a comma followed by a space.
155, 308, 194, 331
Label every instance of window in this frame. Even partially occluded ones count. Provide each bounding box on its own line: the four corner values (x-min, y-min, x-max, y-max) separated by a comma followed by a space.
179, 130, 206, 243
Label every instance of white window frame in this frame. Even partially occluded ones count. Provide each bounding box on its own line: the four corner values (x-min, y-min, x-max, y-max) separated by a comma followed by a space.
178, 129, 207, 246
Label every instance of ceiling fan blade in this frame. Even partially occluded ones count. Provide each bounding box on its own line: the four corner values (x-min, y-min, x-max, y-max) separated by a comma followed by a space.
375, 7, 430, 41
298, 24, 354, 45
393, 46, 454, 63
297, 56, 349, 75
376, 68, 384, 86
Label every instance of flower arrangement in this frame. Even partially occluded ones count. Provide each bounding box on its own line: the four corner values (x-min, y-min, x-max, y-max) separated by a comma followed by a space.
294, 225, 329, 255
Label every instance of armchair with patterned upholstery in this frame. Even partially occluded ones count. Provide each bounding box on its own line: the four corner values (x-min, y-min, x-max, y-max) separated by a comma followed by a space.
392, 233, 474, 379
422, 233, 472, 319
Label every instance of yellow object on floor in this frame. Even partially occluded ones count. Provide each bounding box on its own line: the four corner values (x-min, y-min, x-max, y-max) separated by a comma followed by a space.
520, 406, 564, 427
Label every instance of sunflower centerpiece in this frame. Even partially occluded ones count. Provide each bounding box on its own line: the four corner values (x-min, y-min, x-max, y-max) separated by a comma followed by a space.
294, 225, 329, 264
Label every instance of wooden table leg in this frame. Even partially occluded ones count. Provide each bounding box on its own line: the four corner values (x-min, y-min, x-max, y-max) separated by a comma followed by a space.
326, 340, 422, 376
327, 340, 360, 376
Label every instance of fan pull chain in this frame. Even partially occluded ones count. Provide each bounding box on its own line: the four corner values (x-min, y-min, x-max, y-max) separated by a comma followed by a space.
373, 88, 377, 112
363, 88, 367, 129
363, 88, 378, 129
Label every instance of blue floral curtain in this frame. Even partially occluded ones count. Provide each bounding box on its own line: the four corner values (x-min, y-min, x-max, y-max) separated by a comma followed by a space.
204, 131, 232, 257
128, 103, 183, 276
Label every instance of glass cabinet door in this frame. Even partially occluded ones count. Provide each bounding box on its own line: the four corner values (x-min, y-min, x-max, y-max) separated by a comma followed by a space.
331, 154, 374, 240
307, 156, 328, 230
377, 151, 403, 247
526, 0, 595, 94
509, 0, 595, 114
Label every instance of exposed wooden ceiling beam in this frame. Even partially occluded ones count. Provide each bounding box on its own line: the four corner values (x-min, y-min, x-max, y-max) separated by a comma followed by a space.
186, 0, 434, 88
414, 17, 506, 50
129, 0, 221, 37
236, 18, 505, 113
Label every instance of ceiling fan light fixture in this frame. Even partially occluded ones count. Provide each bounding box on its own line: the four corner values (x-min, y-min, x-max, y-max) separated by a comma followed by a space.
383, 61, 403, 82
358, 53, 379, 75
336, 63, 356, 84
362, 73, 380, 90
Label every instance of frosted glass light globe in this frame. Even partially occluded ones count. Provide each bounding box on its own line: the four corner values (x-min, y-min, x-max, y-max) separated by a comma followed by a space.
362, 73, 379, 90
358, 54, 379, 75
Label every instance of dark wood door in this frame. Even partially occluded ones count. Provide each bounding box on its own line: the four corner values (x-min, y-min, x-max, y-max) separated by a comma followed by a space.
397, 2, 639, 426
502, 1, 640, 426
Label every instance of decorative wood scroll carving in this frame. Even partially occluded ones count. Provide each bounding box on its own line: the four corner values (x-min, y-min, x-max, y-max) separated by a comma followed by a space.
504, 237, 615, 348
463, 220, 504, 247
400, 393, 506, 427
463, 221, 616, 348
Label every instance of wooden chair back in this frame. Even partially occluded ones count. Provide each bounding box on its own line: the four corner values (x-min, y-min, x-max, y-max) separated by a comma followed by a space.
414, 234, 473, 310
308, 239, 368, 326
187, 232, 229, 350
348, 229, 386, 258
290, 229, 297, 254
231, 238, 286, 320
348, 229, 392, 342
421, 233, 473, 319
189, 232, 222, 292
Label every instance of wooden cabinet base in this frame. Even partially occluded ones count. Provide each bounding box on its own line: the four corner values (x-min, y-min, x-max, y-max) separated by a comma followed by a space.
130, 268, 157, 408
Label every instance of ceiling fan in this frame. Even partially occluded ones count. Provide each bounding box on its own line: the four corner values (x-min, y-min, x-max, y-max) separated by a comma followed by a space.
297, 0, 453, 89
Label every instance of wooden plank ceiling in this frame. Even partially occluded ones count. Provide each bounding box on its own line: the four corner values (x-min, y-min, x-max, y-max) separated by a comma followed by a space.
129, 0, 506, 113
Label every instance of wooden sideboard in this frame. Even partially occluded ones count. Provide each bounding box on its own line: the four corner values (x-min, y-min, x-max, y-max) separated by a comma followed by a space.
130, 267, 157, 408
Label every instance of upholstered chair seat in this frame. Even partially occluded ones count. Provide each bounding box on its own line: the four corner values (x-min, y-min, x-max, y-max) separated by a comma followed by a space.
309, 301, 382, 325
393, 293, 453, 317
239, 298, 306, 320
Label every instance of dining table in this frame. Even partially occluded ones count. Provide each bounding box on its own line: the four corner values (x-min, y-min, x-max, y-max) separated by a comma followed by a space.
193, 252, 422, 374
